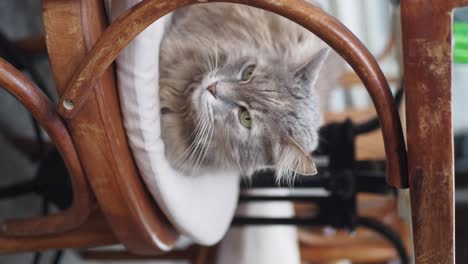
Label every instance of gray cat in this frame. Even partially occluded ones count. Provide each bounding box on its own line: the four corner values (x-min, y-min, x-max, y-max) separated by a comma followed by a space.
159, 3, 331, 180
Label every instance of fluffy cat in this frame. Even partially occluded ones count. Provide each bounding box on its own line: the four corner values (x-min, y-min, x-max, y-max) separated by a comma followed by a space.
159, 3, 332, 179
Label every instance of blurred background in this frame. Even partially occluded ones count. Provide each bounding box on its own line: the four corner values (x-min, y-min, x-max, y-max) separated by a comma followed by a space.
0, 0, 467, 263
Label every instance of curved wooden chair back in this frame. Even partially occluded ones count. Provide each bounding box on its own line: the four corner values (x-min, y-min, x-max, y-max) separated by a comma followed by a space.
0, 0, 409, 256
42, 0, 179, 254
56, 0, 408, 189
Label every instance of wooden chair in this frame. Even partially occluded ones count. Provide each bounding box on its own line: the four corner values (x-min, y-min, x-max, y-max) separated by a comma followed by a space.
297, 194, 410, 263
0, 0, 408, 260
401, 1, 468, 263
80, 245, 218, 264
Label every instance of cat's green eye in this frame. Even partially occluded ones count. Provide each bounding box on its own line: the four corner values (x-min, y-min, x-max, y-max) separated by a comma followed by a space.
239, 109, 252, 128
241, 65, 255, 82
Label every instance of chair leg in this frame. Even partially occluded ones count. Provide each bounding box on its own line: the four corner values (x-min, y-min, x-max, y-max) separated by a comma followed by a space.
401, 1, 455, 263
79, 245, 218, 263
192, 246, 218, 264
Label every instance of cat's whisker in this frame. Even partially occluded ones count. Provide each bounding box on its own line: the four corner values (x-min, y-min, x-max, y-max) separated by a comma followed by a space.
234, 155, 245, 177
192, 122, 212, 172
207, 43, 217, 71
196, 122, 214, 171
290, 157, 301, 186
185, 112, 212, 171
181, 115, 209, 170
187, 125, 206, 170
208, 104, 214, 123
174, 114, 207, 165
177, 114, 209, 170
195, 116, 214, 171
213, 47, 221, 70
208, 53, 214, 72
185, 115, 205, 144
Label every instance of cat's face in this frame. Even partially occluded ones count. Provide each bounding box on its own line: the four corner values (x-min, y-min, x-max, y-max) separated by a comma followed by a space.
180, 48, 329, 178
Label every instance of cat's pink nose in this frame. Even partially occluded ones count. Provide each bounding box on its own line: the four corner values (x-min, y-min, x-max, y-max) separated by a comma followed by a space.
207, 82, 217, 98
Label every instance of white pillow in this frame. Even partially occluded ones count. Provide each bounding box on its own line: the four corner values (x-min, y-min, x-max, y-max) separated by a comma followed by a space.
106, 0, 240, 248
217, 198, 301, 264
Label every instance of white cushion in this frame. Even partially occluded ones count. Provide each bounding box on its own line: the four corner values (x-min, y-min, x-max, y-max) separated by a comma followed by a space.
105, 0, 240, 248
216, 197, 300, 264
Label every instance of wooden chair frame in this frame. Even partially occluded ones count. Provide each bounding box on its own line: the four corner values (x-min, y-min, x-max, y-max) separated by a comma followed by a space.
0, 0, 414, 260
56, 0, 408, 187
401, 0, 468, 263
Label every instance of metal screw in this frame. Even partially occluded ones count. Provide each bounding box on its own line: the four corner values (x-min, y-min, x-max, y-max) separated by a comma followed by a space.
63, 99, 74, 111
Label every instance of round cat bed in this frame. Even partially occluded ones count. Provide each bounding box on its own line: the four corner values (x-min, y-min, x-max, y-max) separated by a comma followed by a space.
106, 0, 240, 247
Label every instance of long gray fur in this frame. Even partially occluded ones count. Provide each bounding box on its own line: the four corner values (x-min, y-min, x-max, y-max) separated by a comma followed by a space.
159, 3, 333, 179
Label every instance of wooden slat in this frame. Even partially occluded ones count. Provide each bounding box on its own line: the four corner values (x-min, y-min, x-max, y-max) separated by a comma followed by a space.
401, 0, 457, 262
43, 0, 178, 254
0, 210, 117, 254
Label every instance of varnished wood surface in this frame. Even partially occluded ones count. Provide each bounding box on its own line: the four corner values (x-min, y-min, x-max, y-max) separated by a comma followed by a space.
0, 210, 117, 253
456, 0, 468, 7
401, 0, 468, 262
43, 0, 178, 254
0, 58, 92, 238
14, 35, 47, 54
340, 25, 398, 88
54, 0, 407, 189
80, 245, 218, 264
81, 246, 200, 261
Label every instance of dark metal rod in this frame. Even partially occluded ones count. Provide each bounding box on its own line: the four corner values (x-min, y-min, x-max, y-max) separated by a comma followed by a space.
243, 171, 330, 189
238, 195, 329, 202
232, 217, 327, 226
52, 250, 64, 264
243, 170, 390, 194
0, 180, 36, 199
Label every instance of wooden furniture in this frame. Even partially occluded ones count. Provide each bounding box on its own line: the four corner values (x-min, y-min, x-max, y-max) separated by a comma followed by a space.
13, 35, 47, 55
43, 0, 178, 254
80, 245, 218, 264
0, 0, 408, 259
79, 194, 410, 264
298, 194, 410, 263
80, 195, 408, 264
401, 0, 468, 262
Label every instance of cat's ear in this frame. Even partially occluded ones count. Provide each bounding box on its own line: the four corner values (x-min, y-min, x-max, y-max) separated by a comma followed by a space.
294, 47, 330, 86
275, 136, 318, 179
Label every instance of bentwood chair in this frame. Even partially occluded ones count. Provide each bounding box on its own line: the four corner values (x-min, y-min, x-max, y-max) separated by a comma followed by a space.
0, 0, 414, 261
